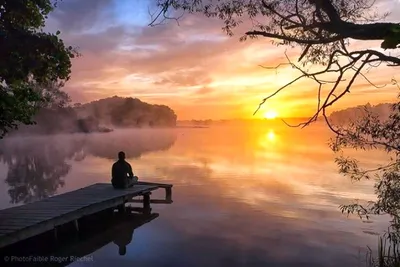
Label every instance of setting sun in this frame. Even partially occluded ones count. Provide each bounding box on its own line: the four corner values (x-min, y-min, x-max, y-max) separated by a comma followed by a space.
264, 110, 278, 120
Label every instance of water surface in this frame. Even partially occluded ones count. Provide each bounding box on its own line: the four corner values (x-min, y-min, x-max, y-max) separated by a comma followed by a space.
0, 122, 390, 266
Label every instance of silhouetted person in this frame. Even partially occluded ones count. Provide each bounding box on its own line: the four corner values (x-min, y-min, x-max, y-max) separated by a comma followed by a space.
111, 151, 138, 189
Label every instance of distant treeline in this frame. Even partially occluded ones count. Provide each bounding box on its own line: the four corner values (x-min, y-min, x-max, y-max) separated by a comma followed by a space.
9, 96, 177, 136
329, 102, 394, 125
75, 96, 177, 128
178, 119, 214, 126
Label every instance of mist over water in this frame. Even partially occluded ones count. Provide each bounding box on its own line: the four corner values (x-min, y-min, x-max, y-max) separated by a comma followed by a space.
0, 129, 177, 209
0, 122, 391, 266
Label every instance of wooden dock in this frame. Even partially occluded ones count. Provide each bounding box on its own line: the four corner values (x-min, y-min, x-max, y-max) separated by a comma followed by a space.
1, 212, 160, 267
0, 181, 173, 249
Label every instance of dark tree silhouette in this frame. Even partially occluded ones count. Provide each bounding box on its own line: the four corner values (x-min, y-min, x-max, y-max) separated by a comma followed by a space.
0, 0, 77, 138
110, 97, 177, 127
151, 0, 399, 130
150, 0, 400, 238
329, 84, 400, 238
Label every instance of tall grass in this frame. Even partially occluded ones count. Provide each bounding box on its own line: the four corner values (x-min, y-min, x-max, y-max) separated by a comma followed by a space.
367, 236, 400, 267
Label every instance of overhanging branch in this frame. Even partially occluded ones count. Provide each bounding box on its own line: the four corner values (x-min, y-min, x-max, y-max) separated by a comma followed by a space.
254, 49, 390, 134
150, 0, 400, 134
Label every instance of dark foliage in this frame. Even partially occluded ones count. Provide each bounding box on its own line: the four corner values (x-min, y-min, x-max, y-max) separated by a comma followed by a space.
0, 0, 77, 137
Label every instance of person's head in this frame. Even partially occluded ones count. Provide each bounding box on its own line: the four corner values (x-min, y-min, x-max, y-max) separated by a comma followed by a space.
118, 151, 125, 161
119, 246, 126, 256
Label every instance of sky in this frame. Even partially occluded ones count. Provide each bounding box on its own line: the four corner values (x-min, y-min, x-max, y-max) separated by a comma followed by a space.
46, 0, 400, 120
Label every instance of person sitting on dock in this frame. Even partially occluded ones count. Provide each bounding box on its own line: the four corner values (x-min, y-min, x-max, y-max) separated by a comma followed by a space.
112, 151, 138, 189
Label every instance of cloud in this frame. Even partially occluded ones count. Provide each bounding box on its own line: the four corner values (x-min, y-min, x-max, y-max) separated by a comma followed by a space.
51, 0, 116, 33
153, 69, 213, 87
195, 87, 214, 95
67, 26, 129, 53
44, 0, 400, 120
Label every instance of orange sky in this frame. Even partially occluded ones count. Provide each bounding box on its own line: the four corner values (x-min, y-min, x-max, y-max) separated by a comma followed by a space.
47, 0, 400, 120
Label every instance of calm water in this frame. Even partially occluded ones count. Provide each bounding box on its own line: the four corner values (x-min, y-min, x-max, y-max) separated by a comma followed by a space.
0, 122, 391, 267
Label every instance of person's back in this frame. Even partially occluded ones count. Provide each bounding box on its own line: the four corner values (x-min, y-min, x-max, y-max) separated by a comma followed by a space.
111, 151, 135, 189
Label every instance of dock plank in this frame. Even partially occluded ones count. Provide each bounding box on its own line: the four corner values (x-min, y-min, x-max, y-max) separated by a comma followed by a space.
0, 182, 171, 249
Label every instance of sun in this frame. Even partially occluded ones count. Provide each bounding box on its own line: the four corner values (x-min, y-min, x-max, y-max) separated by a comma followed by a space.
263, 110, 278, 120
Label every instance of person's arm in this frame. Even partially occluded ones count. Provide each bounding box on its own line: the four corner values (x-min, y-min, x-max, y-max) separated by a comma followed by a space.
127, 163, 134, 178
111, 163, 116, 179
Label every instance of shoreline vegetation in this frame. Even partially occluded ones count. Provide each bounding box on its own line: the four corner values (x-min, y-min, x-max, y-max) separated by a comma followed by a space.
328, 102, 395, 125
6, 96, 178, 137
367, 236, 400, 267
6, 100, 395, 138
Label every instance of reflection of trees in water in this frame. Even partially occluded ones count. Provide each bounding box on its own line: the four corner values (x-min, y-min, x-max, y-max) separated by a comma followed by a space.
84, 129, 177, 160
0, 136, 86, 204
0, 130, 177, 204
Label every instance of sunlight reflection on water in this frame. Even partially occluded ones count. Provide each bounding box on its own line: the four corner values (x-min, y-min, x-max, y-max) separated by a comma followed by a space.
0, 122, 391, 267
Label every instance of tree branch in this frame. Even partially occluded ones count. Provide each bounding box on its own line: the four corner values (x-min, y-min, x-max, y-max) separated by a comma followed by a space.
245, 30, 343, 44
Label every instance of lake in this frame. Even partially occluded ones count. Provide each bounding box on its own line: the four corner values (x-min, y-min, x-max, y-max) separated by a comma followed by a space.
0, 121, 390, 267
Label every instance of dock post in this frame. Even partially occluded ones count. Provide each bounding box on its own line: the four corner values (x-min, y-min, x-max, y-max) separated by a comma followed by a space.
165, 186, 172, 201
117, 204, 126, 213
73, 220, 80, 232
143, 193, 151, 214
53, 227, 58, 242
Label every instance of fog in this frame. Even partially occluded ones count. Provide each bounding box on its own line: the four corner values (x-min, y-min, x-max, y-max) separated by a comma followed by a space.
0, 129, 177, 205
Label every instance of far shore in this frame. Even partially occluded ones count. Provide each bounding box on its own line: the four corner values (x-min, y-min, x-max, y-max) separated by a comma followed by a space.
175, 125, 209, 129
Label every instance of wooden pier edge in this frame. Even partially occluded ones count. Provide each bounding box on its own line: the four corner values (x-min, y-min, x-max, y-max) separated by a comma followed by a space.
0, 181, 173, 249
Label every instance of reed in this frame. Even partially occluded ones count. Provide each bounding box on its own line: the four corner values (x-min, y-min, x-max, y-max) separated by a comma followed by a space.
367, 236, 400, 267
